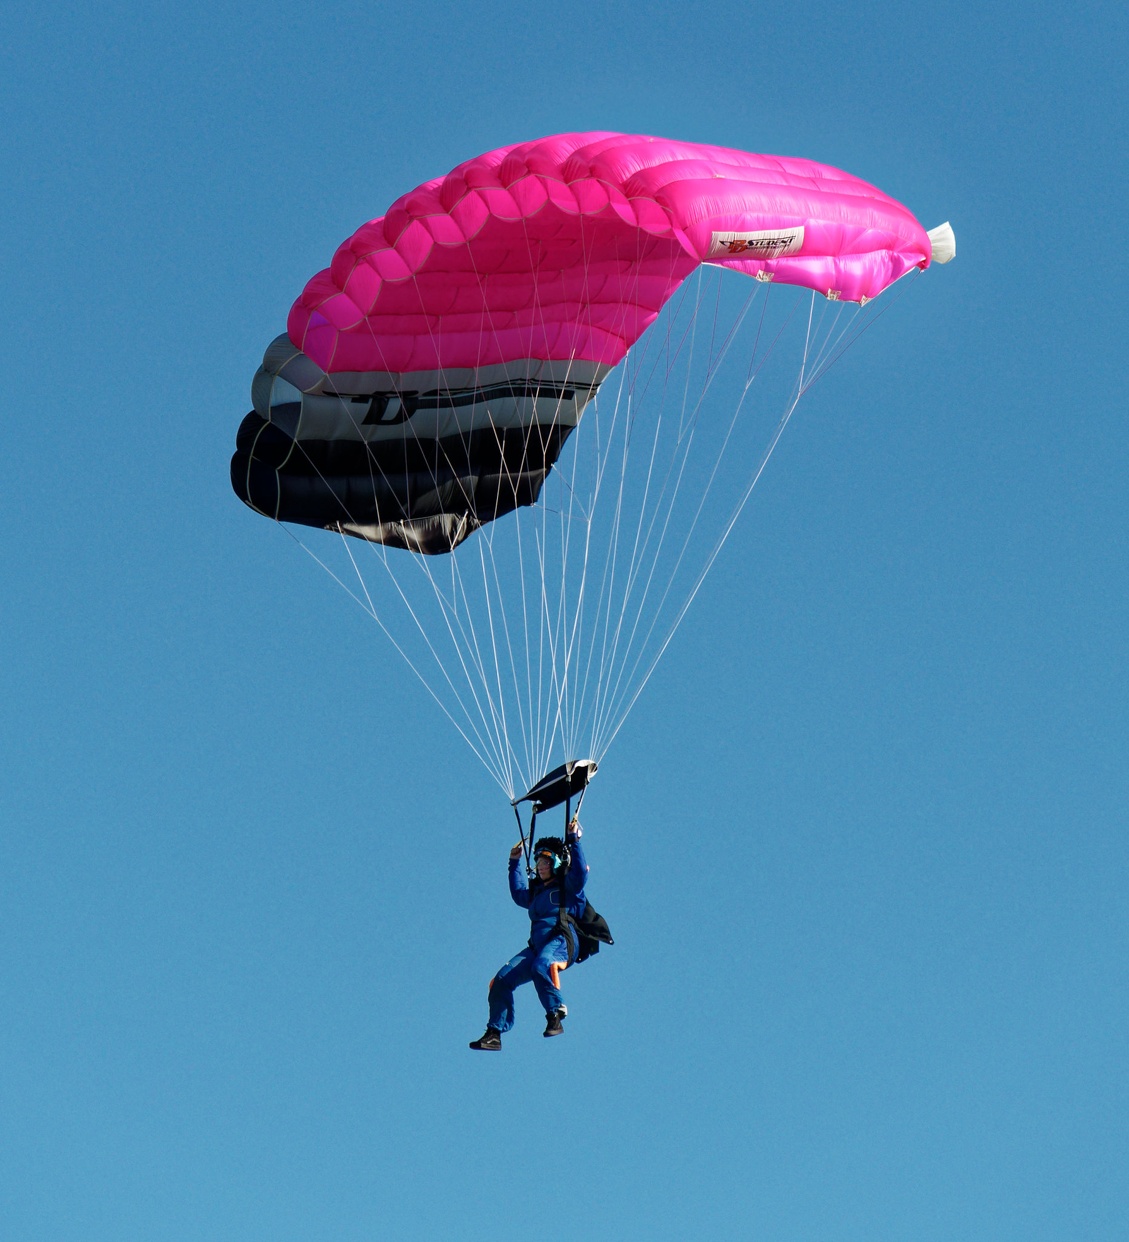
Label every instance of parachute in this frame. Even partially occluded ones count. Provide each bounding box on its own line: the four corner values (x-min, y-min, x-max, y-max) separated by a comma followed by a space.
232, 132, 953, 803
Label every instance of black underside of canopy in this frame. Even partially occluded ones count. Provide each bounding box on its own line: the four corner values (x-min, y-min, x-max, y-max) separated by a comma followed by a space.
230, 411, 576, 555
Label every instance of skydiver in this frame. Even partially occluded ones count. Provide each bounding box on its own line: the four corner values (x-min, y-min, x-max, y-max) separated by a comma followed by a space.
469, 819, 589, 1050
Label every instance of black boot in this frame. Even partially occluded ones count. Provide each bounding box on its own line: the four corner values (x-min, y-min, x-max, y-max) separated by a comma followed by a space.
469, 1028, 502, 1051
543, 1009, 565, 1038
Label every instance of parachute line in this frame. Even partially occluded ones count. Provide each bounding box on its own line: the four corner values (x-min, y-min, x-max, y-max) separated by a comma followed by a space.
281, 524, 509, 790
278, 259, 901, 798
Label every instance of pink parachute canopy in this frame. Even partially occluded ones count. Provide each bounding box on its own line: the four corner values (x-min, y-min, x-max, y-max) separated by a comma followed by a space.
287, 131, 933, 376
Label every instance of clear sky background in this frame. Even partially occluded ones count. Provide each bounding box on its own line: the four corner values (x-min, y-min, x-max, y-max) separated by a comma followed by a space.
2, 2, 1126, 1239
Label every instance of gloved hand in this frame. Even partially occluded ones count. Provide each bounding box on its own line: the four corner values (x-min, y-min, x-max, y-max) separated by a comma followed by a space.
509, 841, 524, 860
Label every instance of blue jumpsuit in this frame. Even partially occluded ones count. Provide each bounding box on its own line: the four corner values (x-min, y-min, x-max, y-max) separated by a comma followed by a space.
486, 834, 588, 1033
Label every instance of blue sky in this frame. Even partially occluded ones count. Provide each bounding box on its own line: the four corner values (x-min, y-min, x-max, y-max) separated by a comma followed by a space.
2, 2, 1126, 1239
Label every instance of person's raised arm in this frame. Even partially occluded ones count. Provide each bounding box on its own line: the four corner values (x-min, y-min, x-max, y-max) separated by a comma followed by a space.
508, 842, 532, 908
565, 820, 588, 894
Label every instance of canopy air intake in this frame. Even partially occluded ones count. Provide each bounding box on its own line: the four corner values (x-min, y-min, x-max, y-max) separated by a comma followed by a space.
927, 221, 956, 264
515, 760, 598, 812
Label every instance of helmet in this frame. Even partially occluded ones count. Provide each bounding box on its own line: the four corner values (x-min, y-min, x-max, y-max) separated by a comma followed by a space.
532, 836, 567, 874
